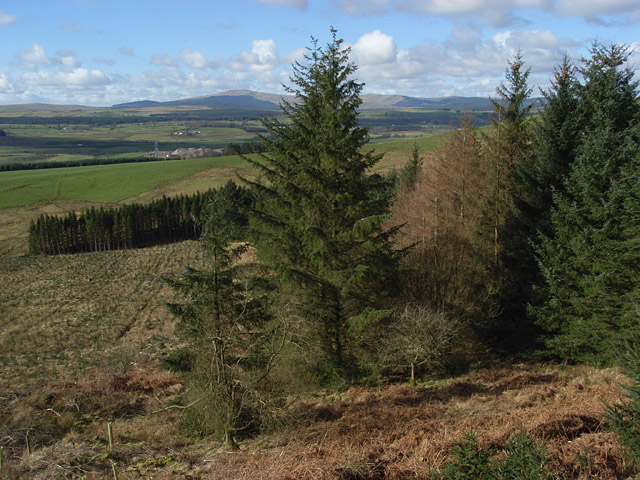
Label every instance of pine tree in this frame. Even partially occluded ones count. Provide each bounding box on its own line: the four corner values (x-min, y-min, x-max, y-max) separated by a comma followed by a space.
606, 322, 640, 465
397, 142, 423, 191
477, 52, 534, 349
244, 29, 399, 378
166, 195, 278, 445
495, 57, 582, 353
534, 43, 640, 362
527, 57, 581, 238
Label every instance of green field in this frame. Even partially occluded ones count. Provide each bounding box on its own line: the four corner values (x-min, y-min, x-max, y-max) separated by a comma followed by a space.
0, 155, 250, 208
0, 133, 449, 210
0, 108, 453, 257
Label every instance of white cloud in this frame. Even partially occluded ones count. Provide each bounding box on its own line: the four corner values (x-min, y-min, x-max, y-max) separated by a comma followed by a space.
555, 0, 640, 18
61, 55, 81, 68
347, 27, 578, 98
0, 73, 10, 91
179, 50, 213, 69
16, 43, 53, 69
150, 54, 177, 67
59, 68, 110, 86
119, 46, 134, 56
0, 11, 16, 26
628, 42, 640, 69
337, 0, 639, 26
337, 0, 391, 15
21, 68, 110, 88
283, 47, 307, 65
351, 30, 398, 65
445, 24, 483, 50
252, 0, 307, 9
230, 39, 279, 72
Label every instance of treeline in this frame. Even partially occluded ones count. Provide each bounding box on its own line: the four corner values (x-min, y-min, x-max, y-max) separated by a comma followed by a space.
0, 115, 152, 126
393, 43, 640, 364
0, 156, 171, 172
0, 142, 268, 172
365, 110, 494, 128
28, 181, 251, 255
220, 141, 268, 156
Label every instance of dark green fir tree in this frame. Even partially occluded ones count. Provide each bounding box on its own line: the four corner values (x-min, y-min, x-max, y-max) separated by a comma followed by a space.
476, 51, 535, 351
243, 29, 400, 380
534, 43, 640, 362
165, 195, 278, 446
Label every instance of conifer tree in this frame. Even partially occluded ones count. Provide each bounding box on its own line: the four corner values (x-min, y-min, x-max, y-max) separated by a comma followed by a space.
535, 43, 640, 362
166, 195, 278, 445
397, 142, 423, 191
495, 57, 582, 352
527, 57, 581, 238
477, 52, 534, 349
244, 29, 399, 378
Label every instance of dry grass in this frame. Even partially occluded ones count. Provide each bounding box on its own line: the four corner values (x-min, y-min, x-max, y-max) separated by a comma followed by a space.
4, 363, 632, 479
0, 241, 205, 392
0, 237, 637, 479
201, 366, 636, 480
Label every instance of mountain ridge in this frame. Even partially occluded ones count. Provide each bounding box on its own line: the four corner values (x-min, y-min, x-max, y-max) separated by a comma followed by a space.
112, 90, 497, 111
0, 90, 540, 112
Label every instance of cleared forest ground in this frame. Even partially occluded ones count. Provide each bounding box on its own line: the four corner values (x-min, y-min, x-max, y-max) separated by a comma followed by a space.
0, 243, 637, 479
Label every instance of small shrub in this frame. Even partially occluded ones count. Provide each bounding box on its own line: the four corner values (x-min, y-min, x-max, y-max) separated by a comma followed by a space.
431, 432, 553, 479
380, 304, 461, 383
160, 347, 193, 373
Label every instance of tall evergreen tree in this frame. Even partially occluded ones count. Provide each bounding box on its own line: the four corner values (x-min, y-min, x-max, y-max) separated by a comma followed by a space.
494, 57, 583, 353
527, 57, 582, 238
244, 29, 399, 378
534, 43, 640, 362
477, 52, 534, 349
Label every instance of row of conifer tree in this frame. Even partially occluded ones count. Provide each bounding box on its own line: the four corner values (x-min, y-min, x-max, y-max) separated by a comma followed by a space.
28, 180, 250, 255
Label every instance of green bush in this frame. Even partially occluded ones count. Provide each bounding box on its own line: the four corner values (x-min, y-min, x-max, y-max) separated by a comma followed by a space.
431, 433, 553, 479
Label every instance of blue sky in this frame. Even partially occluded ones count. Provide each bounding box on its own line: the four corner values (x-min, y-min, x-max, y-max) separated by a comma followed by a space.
0, 0, 638, 106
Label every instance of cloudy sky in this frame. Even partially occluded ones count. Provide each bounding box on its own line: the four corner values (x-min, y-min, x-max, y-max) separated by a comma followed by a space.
0, 0, 638, 106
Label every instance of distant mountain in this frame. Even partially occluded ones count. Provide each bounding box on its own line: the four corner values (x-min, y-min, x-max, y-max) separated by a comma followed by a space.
113, 90, 505, 111
0, 90, 538, 113
0, 103, 100, 112
113, 90, 286, 111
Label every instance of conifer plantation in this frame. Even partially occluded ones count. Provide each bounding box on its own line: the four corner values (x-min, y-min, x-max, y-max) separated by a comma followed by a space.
27, 180, 251, 255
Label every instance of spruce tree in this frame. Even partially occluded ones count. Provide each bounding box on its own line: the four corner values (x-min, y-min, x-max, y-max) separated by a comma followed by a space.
244, 29, 399, 378
534, 43, 640, 362
166, 195, 278, 445
477, 52, 534, 349
606, 322, 640, 465
496, 57, 582, 353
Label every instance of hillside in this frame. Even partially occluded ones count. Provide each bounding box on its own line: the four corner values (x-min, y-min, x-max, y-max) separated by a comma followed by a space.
0, 245, 633, 478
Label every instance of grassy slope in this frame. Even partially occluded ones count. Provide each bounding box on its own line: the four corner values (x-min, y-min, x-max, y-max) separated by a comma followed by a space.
0, 156, 251, 208
0, 244, 633, 478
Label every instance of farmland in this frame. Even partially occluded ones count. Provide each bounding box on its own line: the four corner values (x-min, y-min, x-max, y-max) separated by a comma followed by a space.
0, 115, 449, 257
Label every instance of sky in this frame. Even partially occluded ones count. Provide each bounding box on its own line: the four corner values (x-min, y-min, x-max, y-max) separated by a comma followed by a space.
0, 0, 639, 107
